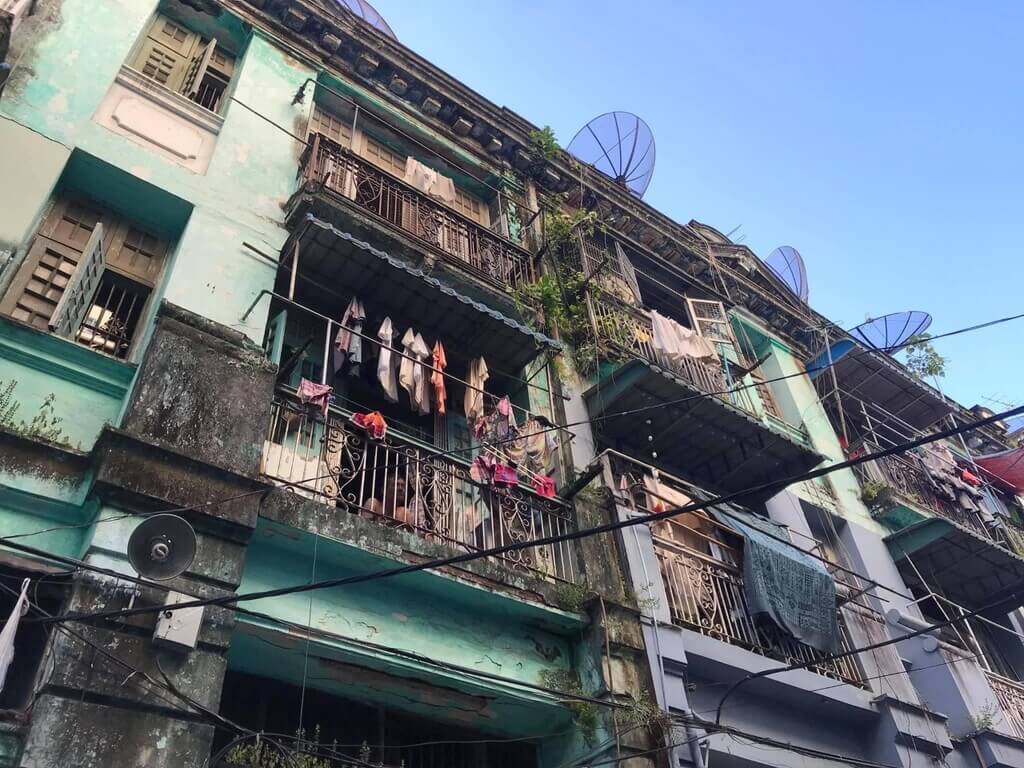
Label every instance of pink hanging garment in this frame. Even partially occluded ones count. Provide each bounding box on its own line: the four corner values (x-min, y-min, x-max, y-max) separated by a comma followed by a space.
351, 411, 388, 440
492, 463, 518, 487
532, 475, 557, 499
297, 378, 332, 418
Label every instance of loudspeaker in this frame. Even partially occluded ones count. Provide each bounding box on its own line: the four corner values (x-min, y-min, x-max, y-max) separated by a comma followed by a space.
127, 514, 197, 581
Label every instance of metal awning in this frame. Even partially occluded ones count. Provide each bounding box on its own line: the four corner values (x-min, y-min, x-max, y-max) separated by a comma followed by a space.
886, 518, 1024, 608
284, 214, 560, 376
584, 359, 824, 498
828, 347, 952, 431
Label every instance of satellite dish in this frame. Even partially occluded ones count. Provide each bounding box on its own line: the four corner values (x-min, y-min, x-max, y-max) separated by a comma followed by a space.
127, 514, 197, 581
848, 312, 932, 353
806, 339, 855, 380
336, 0, 397, 40
567, 112, 656, 198
764, 246, 809, 302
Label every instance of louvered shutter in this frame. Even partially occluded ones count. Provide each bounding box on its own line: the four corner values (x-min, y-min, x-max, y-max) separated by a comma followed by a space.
50, 223, 104, 339
181, 38, 216, 99
263, 309, 287, 365
614, 240, 642, 304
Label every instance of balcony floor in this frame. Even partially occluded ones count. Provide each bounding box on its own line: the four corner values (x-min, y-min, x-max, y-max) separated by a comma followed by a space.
585, 358, 823, 498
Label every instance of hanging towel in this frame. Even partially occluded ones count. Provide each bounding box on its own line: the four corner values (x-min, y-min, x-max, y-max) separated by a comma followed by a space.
431, 341, 448, 415
333, 297, 366, 376
297, 378, 333, 418
713, 507, 838, 653
403, 157, 457, 205
464, 357, 489, 421
0, 579, 29, 694
651, 310, 717, 367
377, 318, 399, 403
411, 332, 432, 416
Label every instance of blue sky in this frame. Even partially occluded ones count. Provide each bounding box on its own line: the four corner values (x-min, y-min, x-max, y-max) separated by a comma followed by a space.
373, 1, 1023, 410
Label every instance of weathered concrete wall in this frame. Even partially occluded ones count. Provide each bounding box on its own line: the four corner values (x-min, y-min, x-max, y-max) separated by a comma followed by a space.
0, 119, 67, 253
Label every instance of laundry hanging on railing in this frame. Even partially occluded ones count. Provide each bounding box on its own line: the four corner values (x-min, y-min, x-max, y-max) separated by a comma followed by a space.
398, 328, 432, 415
650, 310, 718, 368
918, 442, 984, 514
464, 357, 489, 421
403, 157, 456, 205
431, 341, 448, 415
333, 297, 366, 377
712, 506, 838, 653
351, 411, 388, 440
297, 377, 333, 418
0, 578, 29, 695
377, 317, 399, 403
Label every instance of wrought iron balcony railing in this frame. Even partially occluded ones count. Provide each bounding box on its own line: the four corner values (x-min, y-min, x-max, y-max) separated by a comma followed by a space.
590, 297, 761, 416
986, 672, 1024, 739
654, 535, 865, 686
261, 392, 578, 583
300, 135, 536, 292
851, 451, 1011, 544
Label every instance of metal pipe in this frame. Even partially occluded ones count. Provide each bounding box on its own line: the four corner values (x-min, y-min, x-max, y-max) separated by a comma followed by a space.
289, 241, 299, 301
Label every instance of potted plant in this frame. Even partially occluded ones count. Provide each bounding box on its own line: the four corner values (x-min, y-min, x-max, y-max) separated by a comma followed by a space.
860, 480, 896, 513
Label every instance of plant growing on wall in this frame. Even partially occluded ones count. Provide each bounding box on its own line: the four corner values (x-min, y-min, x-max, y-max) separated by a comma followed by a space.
901, 333, 947, 381
0, 380, 69, 445
528, 125, 560, 161
226, 728, 334, 768
539, 669, 601, 744
859, 480, 895, 513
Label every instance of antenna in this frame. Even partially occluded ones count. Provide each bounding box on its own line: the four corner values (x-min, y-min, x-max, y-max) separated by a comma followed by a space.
567, 112, 656, 198
127, 514, 197, 581
763, 246, 809, 302
335, 0, 397, 40
848, 311, 932, 353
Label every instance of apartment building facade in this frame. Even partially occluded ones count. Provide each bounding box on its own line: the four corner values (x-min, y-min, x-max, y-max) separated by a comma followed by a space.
0, 1, 1022, 767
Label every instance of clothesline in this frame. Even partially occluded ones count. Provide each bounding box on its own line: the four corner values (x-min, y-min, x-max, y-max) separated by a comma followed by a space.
321, 307, 555, 424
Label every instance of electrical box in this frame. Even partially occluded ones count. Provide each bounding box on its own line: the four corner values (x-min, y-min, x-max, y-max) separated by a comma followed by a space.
153, 591, 204, 651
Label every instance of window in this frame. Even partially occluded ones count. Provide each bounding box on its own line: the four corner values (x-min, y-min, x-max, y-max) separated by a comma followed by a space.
0, 196, 168, 359
129, 12, 236, 113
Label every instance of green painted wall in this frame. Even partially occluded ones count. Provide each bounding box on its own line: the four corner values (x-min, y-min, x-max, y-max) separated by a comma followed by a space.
0, 317, 134, 450
1, 0, 315, 344
0, 119, 68, 253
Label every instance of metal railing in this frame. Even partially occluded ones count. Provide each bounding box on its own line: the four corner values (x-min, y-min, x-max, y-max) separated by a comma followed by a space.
590, 297, 761, 416
301, 136, 535, 291
987, 672, 1024, 739
654, 535, 865, 686
851, 451, 1002, 541
261, 392, 578, 583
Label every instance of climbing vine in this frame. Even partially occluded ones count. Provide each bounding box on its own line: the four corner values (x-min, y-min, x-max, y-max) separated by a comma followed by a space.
539, 669, 601, 744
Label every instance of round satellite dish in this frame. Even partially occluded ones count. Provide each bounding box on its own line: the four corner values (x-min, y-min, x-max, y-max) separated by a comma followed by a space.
763, 246, 809, 302
127, 514, 197, 581
336, 0, 396, 40
805, 339, 855, 380
567, 112, 656, 198
848, 312, 932, 353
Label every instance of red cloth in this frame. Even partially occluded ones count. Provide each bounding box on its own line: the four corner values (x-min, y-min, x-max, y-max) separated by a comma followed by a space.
532, 475, 556, 499
975, 447, 1024, 493
431, 341, 447, 415
351, 411, 387, 440
961, 469, 981, 486
492, 463, 518, 487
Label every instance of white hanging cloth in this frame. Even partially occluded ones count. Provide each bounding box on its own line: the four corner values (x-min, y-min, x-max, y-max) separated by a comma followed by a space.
411, 332, 432, 415
403, 157, 456, 205
464, 357, 489, 421
377, 317, 399, 403
0, 579, 29, 694
650, 310, 717, 366
398, 328, 418, 407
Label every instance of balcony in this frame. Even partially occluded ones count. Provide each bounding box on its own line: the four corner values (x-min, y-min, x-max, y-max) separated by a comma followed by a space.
987, 672, 1024, 740
292, 135, 535, 295
583, 297, 822, 496
260, 390, 578, 583
654, 533, 865, 687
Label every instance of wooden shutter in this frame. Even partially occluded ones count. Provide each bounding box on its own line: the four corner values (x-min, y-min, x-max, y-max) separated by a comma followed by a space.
0, 199, 104, 329
104, 223, 168, 286
181, 38, 216, 99
130, 14, 198, 91
50, 223, 104, 339
614, 240, 643, 304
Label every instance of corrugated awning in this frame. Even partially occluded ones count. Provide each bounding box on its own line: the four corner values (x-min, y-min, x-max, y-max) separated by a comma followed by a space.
886, 517, 1024, 609
285, 214, 560, 377
584, 359, 824, 498
975, 447, 1024, 493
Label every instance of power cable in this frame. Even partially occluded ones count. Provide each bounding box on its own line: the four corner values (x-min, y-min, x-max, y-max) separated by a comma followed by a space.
20, 403, 1024, 628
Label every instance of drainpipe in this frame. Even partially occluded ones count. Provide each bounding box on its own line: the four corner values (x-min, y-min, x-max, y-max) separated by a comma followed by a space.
629, 521, 706, 768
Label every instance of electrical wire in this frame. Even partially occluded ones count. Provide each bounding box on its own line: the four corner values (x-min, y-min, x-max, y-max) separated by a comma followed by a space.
20, 403, 1024, 629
